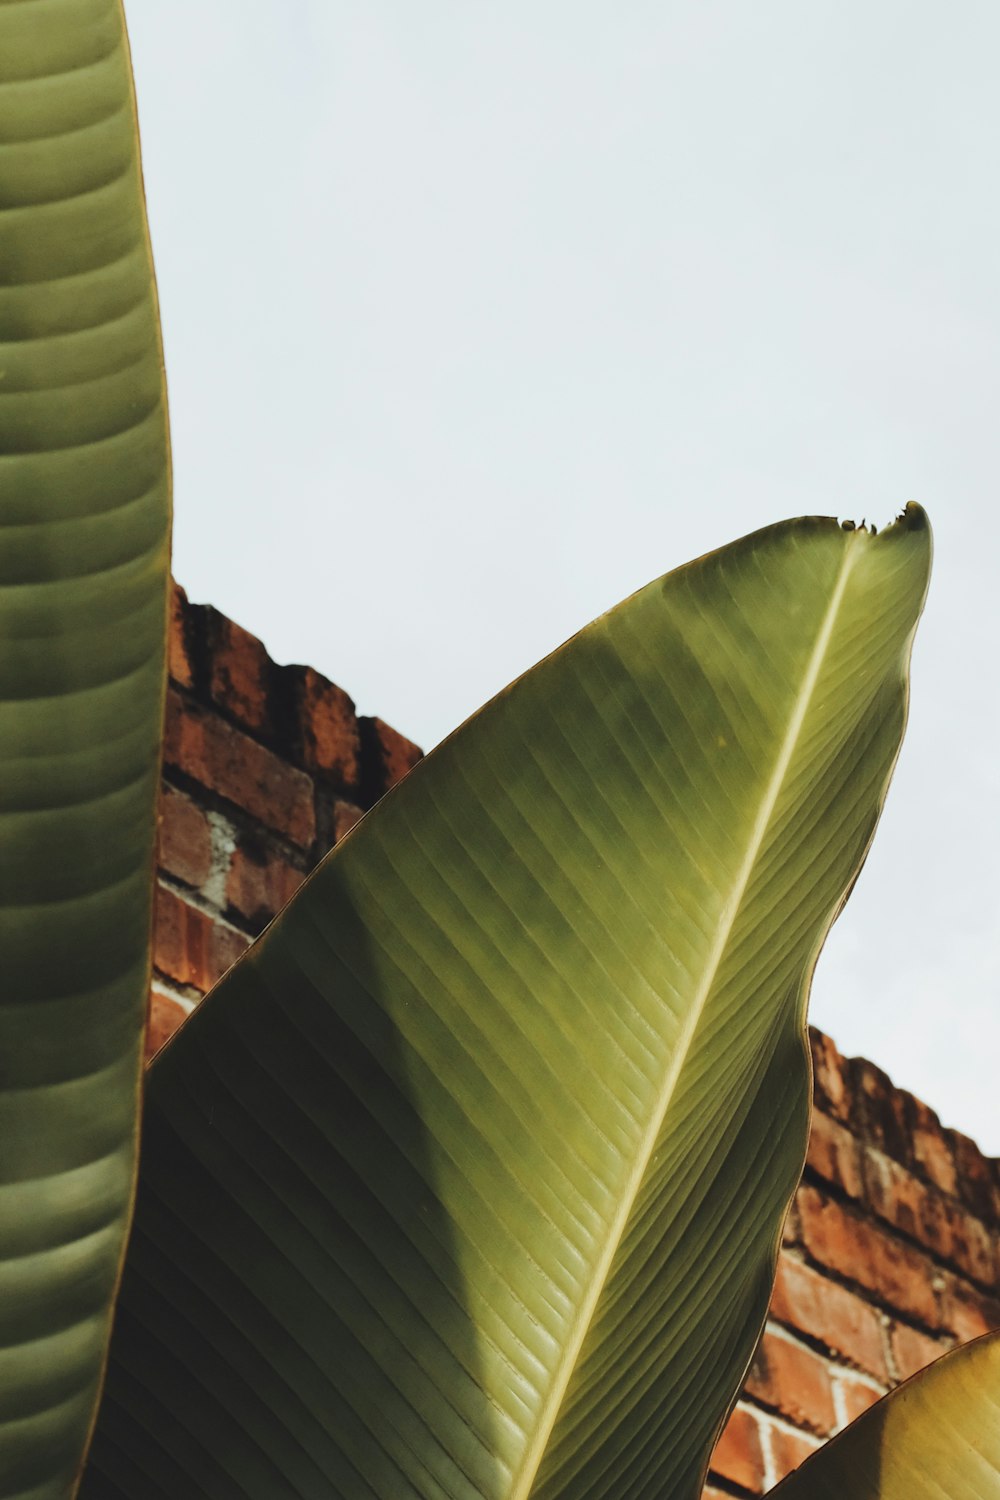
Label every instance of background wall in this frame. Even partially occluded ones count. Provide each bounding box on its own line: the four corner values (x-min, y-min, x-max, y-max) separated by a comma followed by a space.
151, 587, 1000, 1496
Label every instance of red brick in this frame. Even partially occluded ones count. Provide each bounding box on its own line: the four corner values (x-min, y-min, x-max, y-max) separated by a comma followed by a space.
154, 886, 248, 994
910, 1097, 958, 1197
767, 1423, 820, 1482
146, 989, 189, 1061
296, 667, 360, 788
367, 716, 422, 796
889, 1321, 952, 1381
835, 1374, 884, 1426
809, 1028, 851, 1124
795, 1184, 941, 1328
164, 689, 315, 846
744, 1331, 836, 1436
709, 1405, 765, 1494
208, 612, 272, 736
158, 784, 213, 890
168, 582, 195, 689
941, 1274, 1000, 1344
807, 1109, 864, 1199
770, 1255, 887, 1379
333, 799, 364, 842
226, 843, 305, 932
862, 1149, 995, 1284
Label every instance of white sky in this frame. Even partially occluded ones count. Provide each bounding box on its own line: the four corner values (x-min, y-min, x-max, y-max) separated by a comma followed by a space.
126, 3, 1000, 1151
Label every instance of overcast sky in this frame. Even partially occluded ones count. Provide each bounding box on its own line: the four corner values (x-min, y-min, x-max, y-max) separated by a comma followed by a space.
125, 3, 1000, 1151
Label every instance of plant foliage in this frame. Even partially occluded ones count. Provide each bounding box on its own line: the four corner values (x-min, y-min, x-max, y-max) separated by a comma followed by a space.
3, 7, 980, 1500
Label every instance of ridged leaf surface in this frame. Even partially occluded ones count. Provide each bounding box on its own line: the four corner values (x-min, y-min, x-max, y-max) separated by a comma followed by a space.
85, 512, 929, 1499
0, 3, 170, 1496
773, 1332, 1000, 1497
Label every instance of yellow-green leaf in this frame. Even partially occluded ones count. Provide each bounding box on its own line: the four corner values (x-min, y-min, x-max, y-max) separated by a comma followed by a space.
0, 3, 170, 1496
85, 511, 929, 1499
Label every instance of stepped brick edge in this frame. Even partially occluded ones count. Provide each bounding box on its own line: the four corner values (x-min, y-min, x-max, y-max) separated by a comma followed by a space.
150, 583, 1000, 1497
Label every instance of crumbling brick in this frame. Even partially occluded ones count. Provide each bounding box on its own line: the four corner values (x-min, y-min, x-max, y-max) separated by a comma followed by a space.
294, 665, 361, 790
360, 714, 423, 804
206, 610, 273, 737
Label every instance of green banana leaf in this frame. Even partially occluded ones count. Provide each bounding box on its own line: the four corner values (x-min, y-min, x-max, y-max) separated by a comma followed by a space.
0, 2, 170, 1496
772, 1331, 1000, 1497
84, 512, 929, 1499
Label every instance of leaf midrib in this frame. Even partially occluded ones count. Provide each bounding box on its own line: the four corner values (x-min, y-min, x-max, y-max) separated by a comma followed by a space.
510, 531, 862, 1499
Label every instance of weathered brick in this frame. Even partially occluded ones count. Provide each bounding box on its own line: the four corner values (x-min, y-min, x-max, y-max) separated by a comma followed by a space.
158, 784, 213, 890
745, 1331, 836, 1436
941, 1274, 1000, 1344
950, 1130, 995, 1221
767, 1423, 821, 1483
795, 1184, 941, 1328
226, 842, 305, 934
770, 1254, 888, 1379
164, 689, 316, 846
910, 1096, 958, 1197
809, 1028, 851, 1124
295, 666, 361, 789
333, 799, 364, 843
807, 1109, 864, 1199
889, 1321, 952, 1381
168, 581, 196, 689
207, 610, 272, 737
146, 989, 189, 1061
361, 715, 423, 802
862, 1148, 995, 1284
154, 886, 248, 994
849, 1057, 912, 1167
709, 1405, 765, 1494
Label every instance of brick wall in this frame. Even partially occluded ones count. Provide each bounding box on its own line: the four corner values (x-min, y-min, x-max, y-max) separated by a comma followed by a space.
705, 1030, 1000, 1494
151, 584, 1000, 1495
149, 583, 421, 1052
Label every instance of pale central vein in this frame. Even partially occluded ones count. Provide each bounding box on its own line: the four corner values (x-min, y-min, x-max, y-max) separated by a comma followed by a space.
509, 532, 862, 1500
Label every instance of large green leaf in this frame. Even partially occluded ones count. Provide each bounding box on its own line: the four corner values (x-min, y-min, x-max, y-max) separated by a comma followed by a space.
84, 512, 929, 1499
0, 3, 170, 1496
773, 1332, 1000, 1497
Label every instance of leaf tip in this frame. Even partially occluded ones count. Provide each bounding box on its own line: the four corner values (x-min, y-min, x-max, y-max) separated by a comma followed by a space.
897, 500, 930, 531
841, 503, 930, 539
